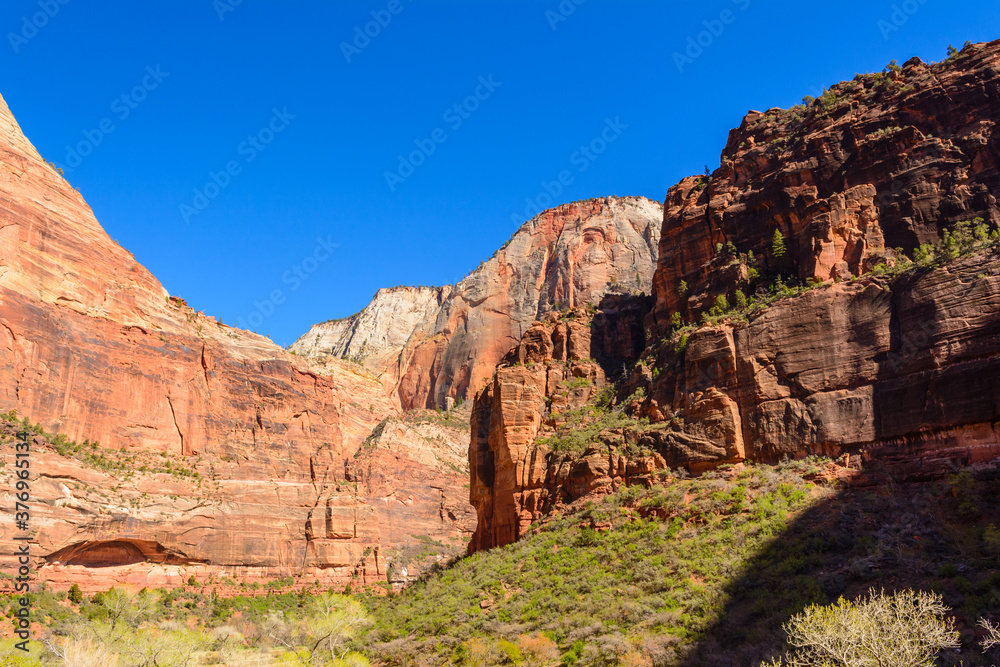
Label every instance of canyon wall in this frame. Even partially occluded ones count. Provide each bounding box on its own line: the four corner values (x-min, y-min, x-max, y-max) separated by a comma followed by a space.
650, 41, 1000, 332
470, 41, 1000, 554
0, 92, 473, 589
292, 196, 663, 409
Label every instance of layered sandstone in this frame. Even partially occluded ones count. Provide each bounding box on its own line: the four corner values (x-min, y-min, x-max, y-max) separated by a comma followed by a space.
471, 250, 1000, 554
0, 91, 472, 589
468, 302, 665, 552
643, 253, 1000, 471
290, 286, 448, 393
293, 197, 663, 409
470, 41, 1000, 554
650, 41, 1000, 332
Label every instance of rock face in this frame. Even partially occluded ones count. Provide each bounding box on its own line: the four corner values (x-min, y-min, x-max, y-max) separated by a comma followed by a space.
644, 255, 1000, 471
639, 41, 1000, 472
650, 41, 1000, 332
293, 197, 663, 409
0, 92, 473, 590
468, 302, 663, 553
290, 286, 448, 394
469, 41, 1000, 554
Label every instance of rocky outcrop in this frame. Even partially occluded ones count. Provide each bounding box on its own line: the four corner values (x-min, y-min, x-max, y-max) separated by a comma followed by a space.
0, 91, 472, 590
294, 197, 663, 409
290, 286, 448, 393
469, 41, 1000, 554
643, 252, 1000, 471
637, 41, 1000, 472
468, 303, 664, 553
650, 41, 1000, 332
471, 249, 1000, 554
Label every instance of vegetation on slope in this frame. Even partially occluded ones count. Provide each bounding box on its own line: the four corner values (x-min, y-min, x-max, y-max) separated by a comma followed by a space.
359, 460, 1000, 666
0, 587, 372, 666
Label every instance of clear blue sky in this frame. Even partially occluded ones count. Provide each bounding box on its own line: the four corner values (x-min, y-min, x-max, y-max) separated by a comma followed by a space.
2, 1, 998, 345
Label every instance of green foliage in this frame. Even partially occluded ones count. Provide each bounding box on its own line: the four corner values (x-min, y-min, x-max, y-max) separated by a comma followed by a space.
536, 398, 653, 455
906, 218, 998, 271
705, 295, 730, 320
0, 413, 201, 481
771, 229, 787, 259
364, 462, 828, 666
675, 333, 689, 355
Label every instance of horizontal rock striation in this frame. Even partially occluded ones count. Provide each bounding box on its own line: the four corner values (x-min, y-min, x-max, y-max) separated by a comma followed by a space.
468, 303, 661, 553
650, 41, 1000, 333
0, 91, 472, 589
470, 41, 1000, 554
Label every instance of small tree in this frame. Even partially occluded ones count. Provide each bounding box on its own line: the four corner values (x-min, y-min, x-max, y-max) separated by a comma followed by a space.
772, 229, 787, 260
762, 588, 959, 667
301, 593, 371, 663
69, 583, 84, 604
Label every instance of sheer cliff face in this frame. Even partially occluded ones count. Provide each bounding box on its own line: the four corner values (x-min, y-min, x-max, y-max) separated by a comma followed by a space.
293, 196, 663, 409
469, 41, 1000, 554
290, 286, 449, 396
0, 94, 173, 330
640, 42, 1000, 470
0, 92, 473, 589
650, 41, 1000, 332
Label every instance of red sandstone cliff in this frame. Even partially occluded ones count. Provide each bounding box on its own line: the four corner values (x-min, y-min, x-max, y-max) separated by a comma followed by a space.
0, 92, 474, 589
650, 41, 1000, 331
292, 196, 663, 409
469, 41, 1000, 554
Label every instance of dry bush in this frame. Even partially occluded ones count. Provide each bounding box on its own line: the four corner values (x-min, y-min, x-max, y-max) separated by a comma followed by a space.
762, 588, 959, 667
516, 633, 560, 666
59, 637, 119, 667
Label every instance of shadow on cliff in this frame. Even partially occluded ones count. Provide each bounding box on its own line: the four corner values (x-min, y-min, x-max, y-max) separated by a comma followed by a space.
590, 293, 652, 381
676, 463, 1000, 667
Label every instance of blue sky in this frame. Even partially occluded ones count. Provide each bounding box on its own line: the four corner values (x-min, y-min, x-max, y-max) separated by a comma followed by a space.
2, 1, 998, 345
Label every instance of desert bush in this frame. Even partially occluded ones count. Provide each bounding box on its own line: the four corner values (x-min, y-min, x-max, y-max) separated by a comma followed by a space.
761, 588, 959, 667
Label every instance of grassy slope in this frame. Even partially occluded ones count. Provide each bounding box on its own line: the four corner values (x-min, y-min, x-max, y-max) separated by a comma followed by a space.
362, 461, 1000, 666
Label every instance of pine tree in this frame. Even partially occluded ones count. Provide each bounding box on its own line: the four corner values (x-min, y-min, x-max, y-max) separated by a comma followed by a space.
772, 229, 787, 259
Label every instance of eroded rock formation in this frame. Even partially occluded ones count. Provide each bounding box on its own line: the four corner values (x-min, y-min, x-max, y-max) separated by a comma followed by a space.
468, 303, 665, 553
470, 41, 1000, 554
293, 197, 663, 409
650, 41, 1000, 332
0, 92, 473, 590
